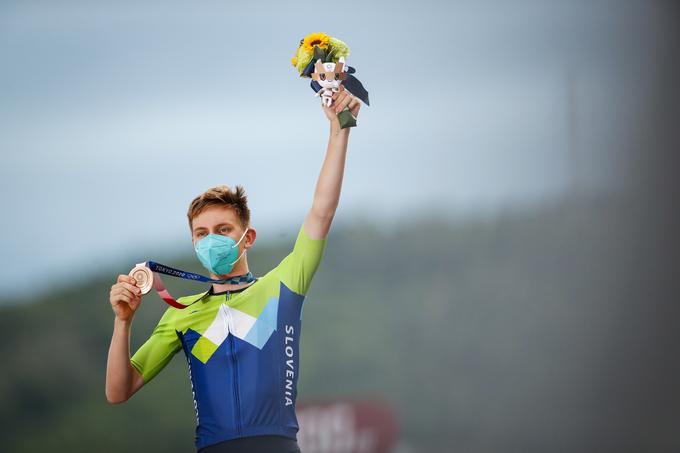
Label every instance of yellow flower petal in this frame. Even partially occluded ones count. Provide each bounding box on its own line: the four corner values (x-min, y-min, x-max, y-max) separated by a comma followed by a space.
302, 32, 330, 53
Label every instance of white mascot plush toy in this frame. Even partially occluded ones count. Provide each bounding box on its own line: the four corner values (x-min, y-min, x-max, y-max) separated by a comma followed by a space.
311, 57, 348, 107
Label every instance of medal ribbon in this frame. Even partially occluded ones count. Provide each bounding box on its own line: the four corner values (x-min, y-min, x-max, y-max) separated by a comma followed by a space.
146, 261, 255, 285
136, 261, 256, 309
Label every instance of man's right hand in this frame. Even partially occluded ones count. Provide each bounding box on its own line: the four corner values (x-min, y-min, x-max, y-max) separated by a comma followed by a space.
110, 275, 143, 321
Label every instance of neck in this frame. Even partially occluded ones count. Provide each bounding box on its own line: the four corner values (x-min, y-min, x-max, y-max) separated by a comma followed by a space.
210, 260, 254, 293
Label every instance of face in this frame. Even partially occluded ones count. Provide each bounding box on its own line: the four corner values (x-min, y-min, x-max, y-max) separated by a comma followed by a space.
314, 61, 345, 90
191, 205, 255, 251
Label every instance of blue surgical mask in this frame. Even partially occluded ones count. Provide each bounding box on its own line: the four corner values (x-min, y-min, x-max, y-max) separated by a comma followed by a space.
194, 228, 249, 275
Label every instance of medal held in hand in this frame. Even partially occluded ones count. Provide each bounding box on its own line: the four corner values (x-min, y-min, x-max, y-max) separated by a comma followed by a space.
291, 32, 370, 129
128, 265, 153, 295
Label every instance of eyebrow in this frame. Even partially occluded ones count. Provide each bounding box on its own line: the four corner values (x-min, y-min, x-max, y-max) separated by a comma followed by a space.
193, 223, 233, 233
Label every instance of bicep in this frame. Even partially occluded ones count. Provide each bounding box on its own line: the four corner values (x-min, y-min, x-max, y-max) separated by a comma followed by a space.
304, 210, 333, 240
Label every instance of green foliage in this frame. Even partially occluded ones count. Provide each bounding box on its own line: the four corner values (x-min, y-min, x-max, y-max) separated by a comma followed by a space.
313, 45, 326, 62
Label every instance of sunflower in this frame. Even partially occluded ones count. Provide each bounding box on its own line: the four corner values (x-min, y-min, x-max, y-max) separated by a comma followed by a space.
302, 32, 330, 52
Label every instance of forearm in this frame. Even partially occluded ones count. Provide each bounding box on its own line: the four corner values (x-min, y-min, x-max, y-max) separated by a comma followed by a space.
105, 317, 137, 403
310, 124, 350, 218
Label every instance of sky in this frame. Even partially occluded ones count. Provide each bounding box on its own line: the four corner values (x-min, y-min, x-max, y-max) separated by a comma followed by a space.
0, 0, 663, 298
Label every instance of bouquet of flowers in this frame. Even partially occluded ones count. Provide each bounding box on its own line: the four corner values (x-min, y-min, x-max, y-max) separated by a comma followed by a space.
292, 32, 370, 129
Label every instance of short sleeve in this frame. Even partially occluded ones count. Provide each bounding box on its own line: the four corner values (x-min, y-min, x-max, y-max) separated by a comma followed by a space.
130, 308, 182, 384
277, 223, 328, 296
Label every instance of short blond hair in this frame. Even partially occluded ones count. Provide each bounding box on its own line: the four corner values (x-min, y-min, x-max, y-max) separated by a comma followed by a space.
187, 185, 251, 230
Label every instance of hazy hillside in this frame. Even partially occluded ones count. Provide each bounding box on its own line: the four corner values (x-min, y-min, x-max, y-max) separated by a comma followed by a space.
1, 194, 677, 453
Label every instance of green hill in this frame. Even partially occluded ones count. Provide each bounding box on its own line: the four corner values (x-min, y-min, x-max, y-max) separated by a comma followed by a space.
1, 195, 675, 452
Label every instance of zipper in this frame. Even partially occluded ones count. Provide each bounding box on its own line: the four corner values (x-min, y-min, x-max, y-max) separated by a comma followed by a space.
224, 291, 242, 436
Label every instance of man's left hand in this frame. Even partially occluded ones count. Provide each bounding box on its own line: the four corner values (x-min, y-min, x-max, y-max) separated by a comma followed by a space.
322, 85, 360, 125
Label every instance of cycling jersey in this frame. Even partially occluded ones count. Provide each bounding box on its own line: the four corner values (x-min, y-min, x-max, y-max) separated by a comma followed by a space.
130, 224, 327, 450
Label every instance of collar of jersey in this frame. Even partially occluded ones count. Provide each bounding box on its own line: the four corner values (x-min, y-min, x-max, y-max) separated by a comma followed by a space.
196, 278, 259, 303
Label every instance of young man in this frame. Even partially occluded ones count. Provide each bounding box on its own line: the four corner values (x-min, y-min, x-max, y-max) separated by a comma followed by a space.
105, 86, 360, 453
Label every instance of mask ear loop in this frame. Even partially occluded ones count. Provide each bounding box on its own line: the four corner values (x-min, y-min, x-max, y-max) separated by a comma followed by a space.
228, 228, 250, 266
231, 228, 249, 248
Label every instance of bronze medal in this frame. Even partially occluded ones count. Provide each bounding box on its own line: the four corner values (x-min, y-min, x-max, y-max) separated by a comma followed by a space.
128, 265, 153, 295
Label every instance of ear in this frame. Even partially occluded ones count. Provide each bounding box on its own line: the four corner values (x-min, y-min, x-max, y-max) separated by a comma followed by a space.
245, 228, 257, 249
314, 59, 325, 73
337, 57, 347, 73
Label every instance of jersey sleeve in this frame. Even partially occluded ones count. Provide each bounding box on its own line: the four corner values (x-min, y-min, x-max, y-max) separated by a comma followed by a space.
130, 307, 181, 384
277, 222, 328, 296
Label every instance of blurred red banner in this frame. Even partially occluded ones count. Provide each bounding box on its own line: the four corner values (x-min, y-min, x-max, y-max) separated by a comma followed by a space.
297, 399, 399, 453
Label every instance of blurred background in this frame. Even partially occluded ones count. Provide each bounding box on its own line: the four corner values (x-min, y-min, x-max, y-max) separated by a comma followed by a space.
1, 0, 679, 451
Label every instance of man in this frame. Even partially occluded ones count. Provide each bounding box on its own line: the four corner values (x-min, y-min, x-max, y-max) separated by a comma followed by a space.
105, 85, 360, 452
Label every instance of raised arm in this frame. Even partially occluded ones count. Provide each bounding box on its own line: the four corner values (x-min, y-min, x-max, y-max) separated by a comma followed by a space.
304, 85, 361, 240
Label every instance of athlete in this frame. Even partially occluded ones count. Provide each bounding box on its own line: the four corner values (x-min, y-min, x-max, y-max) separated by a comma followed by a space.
105, 85, 360, 452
